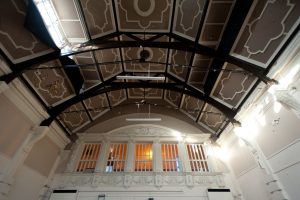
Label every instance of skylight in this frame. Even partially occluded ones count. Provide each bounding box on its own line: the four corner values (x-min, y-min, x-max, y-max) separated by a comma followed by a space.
33, 0, 72, 54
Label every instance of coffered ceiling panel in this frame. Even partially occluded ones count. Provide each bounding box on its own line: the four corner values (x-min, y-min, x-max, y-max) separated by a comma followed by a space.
122, 47, 167, 72
164, 89, 182, 107
187, 54, 211, 90
127, 79, 164, 99
199, 0, 234, 48
79, 0, 115, 38
0, 0, 53, 63
198, 104, 227, 133
95, 48, 123, 80
180, 95, 204, 120
211, 63, 257, 108
232, 0, 300, 67
58, 102, 90, 132
107, 89, 127, 106
173, 0, 205, 40
23, 60, 75, 106
74, 52, 100, 89
84, 94, 110, 119
116, 0, 172, 32
167, 50, 191, 80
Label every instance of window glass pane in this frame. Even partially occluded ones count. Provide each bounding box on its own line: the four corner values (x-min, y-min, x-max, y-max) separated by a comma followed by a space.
161, 143, 181, 172
76, 143, 101, 172
186, 144, 209, 172
106, 143, 127, 172
135, 143, 153, 171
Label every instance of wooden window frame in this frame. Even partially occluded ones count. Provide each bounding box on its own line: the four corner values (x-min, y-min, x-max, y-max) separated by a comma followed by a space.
106, 143, 127, 172
134, 143, 153, 172
186, 143, 209, 172
76, 143, 101, 172
161, 143, 181, 172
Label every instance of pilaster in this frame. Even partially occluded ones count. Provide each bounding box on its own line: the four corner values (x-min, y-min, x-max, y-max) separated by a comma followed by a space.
153, 138, 162, 172
95, 139, 110, 173
0, 126, 49, 199
240, 138, 289, 200
178, 141, 191, 172
124, 139, 135, 172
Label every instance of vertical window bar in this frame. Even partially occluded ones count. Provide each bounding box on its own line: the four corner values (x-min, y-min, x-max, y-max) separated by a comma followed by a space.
200, 145, 208, 172
89, 144, 94, 169
135, 144, 138, 171
173, 144, 176, 171
122, 144, 126, 170
195, 144, 202, 171
195, 145, 201, 171
167, 144, 172, 171
82, 144, 90, 171
190, 145, 195, 171
170, 144, 175, 171
193, 144, 200, 171
189, 145, 196, 171
146, 144, 148, 172
113, 144, 117, 172
197, 144, 204, 172
144, 144, 146, 172
115, 144, 119, 172
189, 144, 195, 171
137, 144, 140, 171
146, 144, 149, 172
162, 144, 165, 171
165, 144, 168, 171
186, 145, 192, 171
89, 144, 95, 169
169, 144, 172, 171
192, 144, 198, 171
174, 144, 178, 171
175, 144, 180, 171
117, 143, 121, 172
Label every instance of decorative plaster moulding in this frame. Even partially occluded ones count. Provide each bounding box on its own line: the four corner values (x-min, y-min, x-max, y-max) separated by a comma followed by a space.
77, 125, 211, 142
51, 172, 224, 189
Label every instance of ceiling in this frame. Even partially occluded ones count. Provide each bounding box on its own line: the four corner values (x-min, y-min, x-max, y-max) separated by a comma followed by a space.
0, 0, 299, 138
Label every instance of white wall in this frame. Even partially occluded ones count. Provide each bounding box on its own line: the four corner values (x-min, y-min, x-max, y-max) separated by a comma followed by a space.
0, 75, 68, 200
267, 139, 300, 200
237, 167, 271, 200
222, 97, 300, 200
6, 165, 47, 200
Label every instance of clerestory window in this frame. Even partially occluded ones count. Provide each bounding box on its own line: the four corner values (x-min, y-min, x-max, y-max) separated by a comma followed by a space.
106, 143, 127, 172
161, 143, 181, 172
186, 144, 209, 172
135, 143, 153, 171
76, 143, 101, 172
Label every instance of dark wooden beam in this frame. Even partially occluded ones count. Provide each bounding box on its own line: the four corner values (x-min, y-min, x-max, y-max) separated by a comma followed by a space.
70, 40, 267, 78
204, 0, 254, 95
0, 51, 59, 83
41, 81, 238, 126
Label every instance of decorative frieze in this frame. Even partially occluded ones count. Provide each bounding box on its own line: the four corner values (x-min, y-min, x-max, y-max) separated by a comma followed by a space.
51, 172, 221, 189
